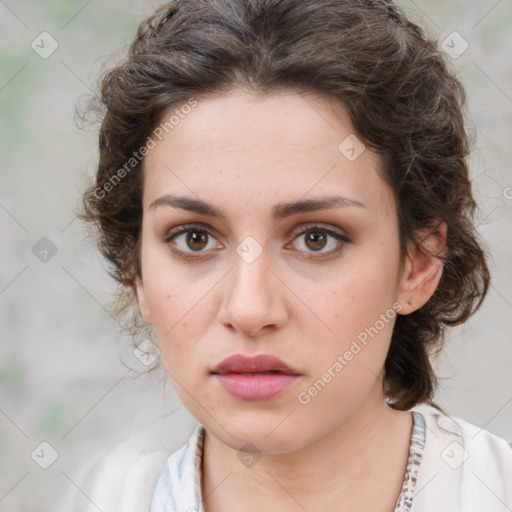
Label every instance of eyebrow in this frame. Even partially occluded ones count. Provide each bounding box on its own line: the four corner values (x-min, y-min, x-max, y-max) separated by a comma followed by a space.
149, 194, 366, 221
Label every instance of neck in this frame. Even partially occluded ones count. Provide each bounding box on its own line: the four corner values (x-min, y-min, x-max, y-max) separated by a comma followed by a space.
201, 385, 414, 511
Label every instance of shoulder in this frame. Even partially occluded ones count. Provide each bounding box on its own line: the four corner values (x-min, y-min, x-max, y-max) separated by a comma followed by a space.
410, 403, 512, 512
150, 424, 205, 512
56, 415, 200, 512
413, 402, 512, 456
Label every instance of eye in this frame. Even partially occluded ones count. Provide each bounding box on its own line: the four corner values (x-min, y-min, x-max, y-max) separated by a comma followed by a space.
163, 224, 222, 260
287, 224, 351, 258
163, 222, 351, 261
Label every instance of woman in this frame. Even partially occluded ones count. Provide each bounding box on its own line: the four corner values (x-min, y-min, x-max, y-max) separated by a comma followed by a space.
71, 0, 512, 510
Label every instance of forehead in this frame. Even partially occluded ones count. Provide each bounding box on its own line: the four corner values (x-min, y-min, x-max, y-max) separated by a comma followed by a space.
142, 89, 394, 220
150, 89, 365, 156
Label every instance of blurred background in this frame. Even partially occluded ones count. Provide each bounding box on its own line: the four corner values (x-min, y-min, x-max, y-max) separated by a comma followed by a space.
1, 0, 511, 510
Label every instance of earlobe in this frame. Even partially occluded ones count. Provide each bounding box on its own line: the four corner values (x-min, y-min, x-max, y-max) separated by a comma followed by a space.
135, 275, 153, 324
396, 221, 447, 315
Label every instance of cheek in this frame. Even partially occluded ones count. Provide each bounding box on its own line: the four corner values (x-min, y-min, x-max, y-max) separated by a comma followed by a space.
141, 260, 217, 368
296, 279, 397, 417
299, 255, 398, 340
294, 251, 399, 389
147, 282, 206, 349
142, 238, 207, 323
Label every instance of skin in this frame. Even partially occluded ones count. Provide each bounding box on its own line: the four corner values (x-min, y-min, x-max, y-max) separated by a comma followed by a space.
135, 88, 447, 511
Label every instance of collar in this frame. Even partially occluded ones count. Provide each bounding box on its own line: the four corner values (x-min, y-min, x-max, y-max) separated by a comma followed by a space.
150, 411, 426, 512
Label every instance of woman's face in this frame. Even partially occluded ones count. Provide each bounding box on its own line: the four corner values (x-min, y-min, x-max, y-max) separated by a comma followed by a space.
135, 89, 431, 452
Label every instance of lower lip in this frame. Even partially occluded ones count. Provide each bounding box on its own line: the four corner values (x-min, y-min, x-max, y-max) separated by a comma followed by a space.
213, 372, 301, 401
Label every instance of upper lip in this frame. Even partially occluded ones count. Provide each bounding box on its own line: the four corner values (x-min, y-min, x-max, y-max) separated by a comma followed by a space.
211, 353, 301, 375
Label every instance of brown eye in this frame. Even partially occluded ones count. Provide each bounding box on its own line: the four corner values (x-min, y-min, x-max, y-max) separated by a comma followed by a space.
164, 224, 222, 260
289, 224, 351, 258
304, 231, 328, 251
184, 230, 209, 251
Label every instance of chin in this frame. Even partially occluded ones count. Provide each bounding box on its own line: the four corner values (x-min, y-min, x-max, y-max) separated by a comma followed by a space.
204, 411, 308, 452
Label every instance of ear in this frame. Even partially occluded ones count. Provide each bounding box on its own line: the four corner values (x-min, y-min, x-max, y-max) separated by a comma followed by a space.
134, 275, 153, 324
396, 221, 448, 315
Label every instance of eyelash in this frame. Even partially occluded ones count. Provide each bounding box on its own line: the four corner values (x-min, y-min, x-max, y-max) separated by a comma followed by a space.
163, 223, 351, 261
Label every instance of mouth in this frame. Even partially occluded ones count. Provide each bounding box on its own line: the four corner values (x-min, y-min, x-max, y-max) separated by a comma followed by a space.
210, 353, 302, 401
211, 370, 291, 375
210, 353, 302, 376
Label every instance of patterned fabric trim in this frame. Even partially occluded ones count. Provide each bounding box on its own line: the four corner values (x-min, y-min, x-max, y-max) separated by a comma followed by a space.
393, 411, 426, 512
194, 425, 206, 512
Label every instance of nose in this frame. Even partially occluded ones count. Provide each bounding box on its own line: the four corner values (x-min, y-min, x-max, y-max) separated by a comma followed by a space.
218, 249, 288, 338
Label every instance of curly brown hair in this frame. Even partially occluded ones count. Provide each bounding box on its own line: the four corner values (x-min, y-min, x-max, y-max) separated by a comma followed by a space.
79, 0, 490, 411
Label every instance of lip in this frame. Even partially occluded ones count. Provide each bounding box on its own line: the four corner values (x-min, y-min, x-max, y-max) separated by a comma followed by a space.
211, 353, 301, 375
210, 353, 302, 401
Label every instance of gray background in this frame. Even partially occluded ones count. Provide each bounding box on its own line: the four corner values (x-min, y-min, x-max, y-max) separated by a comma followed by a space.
1, 0, 511, 510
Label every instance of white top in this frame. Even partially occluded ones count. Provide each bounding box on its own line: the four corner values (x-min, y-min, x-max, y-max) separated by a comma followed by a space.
149, 411, 428, 512
58, 403, 512, 512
